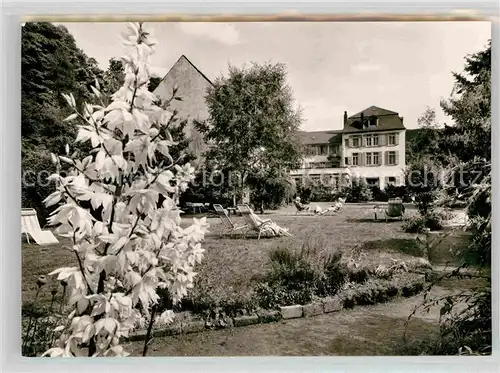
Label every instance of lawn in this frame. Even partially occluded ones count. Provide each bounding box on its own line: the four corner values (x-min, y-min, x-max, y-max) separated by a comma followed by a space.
22, 203, 484, 356
22, 204, 423, 310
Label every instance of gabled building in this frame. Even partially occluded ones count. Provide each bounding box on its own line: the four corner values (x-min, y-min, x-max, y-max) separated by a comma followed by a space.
153, 55, 213, 162
291, 105, 406, 190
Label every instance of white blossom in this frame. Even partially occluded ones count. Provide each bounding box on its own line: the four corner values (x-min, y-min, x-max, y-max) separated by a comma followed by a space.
43, 22, 209, 357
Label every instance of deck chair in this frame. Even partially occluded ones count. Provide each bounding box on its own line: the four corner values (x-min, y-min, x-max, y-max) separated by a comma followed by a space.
317, 197, 346, 216
213, 204, 247, 237
237, 204, 292, 240
293, 200, 313, 215
21, 208, 59, 245
374, 198, 405, 222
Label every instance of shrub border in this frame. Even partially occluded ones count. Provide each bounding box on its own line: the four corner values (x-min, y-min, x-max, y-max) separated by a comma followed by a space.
125, 274, 426, 342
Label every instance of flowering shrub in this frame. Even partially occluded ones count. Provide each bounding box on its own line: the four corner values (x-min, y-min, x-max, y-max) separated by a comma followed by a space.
41, 22, 209, 357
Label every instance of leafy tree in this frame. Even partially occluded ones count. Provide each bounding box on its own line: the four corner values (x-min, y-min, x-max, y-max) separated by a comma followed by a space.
41, 23, 208, 358
405, 156, 442, 216
406, 107, 442, 164
440, 40, 491, 164
248, 174, 296, 212
102, 58, 125, 95
439, 40, 491, 260
22, 22, 105, 220
197, 62, 303, 207
407, 40, 491, 356
148, 76, 162, 92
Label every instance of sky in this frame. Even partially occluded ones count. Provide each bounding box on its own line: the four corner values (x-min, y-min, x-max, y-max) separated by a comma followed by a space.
59, 21, 490, 132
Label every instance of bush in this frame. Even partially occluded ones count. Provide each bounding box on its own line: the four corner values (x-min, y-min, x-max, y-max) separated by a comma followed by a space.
385, 184, 409, 200
405, 157, 442, 215
179, 170, 234, 207
295, 179, 314, 203
183, 289, 259, 321
249, 175, 296, 211
402, 212, 443, 233
255, 282, 315, 309
256, 243, 348, 308
340, 177, 373, 202
340, 275, 423, 309
369, 186, 388, 202
309, 183, 337, 202
22, 280, 68, 357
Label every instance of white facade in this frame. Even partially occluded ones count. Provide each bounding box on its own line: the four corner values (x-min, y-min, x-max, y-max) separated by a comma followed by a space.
342, 130, 406, 189
291, 106, 407, 190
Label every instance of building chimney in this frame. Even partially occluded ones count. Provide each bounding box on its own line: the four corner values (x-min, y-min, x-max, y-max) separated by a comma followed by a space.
343, 111, 347, 125
361, 112, 365, 128
400, 116, 404, 124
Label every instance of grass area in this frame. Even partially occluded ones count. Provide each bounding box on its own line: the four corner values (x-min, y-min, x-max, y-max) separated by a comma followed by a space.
22, 206, 426, 310
435, 275, 489, 292
22, 204, 487, 356
22, 238, 75, 311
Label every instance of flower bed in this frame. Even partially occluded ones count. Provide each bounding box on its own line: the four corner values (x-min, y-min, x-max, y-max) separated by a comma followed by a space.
125, 272, 427, 341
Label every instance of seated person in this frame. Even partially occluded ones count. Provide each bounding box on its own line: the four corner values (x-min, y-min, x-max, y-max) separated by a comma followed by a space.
248, 207, 290, 235
294, 197, 312, 212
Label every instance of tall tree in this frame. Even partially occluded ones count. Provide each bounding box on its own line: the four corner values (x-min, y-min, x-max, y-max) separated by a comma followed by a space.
21, 22, 104, 219
148, 76, 162, 92
198, 62, 303, 206
408, 41, 492, 356
406, 107, 442, 165
102, 58, 125, 95
440, 40, 491, 163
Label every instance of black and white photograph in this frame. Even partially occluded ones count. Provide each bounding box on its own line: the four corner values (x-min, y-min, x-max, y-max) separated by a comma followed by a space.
20, 19, 491, 357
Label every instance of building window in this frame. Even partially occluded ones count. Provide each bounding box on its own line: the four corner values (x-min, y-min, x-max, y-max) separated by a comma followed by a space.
366, 152, 373, 165
366, 177, 380, 187
373, 152, 380, 165
365, 134, 379, 147
388, 133, 396, 145
352, 153, 359, 166
388, 151, 397, 165
344, 157, 349, 165
319, 145, 328, 155
305, 146, 315, 156
344, 138, 349, 148
352, 136, 360, 147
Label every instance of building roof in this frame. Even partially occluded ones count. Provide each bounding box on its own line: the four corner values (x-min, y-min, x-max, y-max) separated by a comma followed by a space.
342, 105, 405, 134
152, 55, 213, 159
297, 130, 342, 145
349, 105, 398, 118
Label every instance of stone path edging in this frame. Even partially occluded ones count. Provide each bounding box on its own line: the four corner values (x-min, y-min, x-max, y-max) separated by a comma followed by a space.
125, 274, 426, 342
